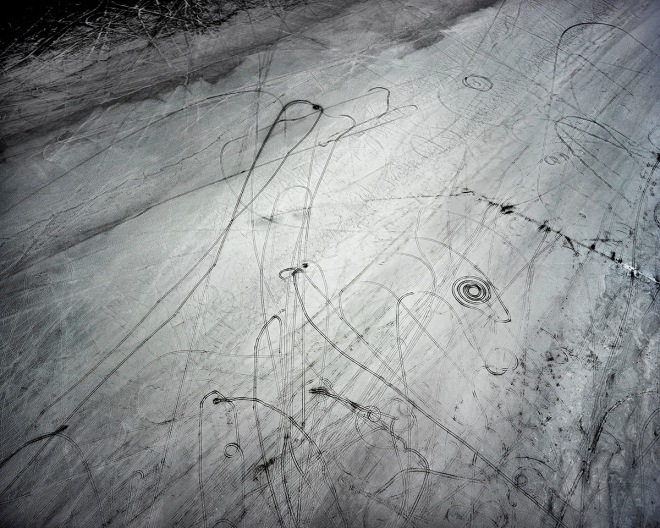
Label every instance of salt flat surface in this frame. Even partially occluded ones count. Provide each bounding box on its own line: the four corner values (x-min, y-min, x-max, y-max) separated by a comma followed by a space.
0, 0, 659, 526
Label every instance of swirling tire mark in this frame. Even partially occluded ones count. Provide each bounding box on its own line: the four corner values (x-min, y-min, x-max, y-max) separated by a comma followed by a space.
462, 75, 493, 92
452, 276, 492, 307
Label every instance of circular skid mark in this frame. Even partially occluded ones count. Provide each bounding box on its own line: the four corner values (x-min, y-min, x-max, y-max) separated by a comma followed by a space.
511, 465, 548, 497
436, 71, 519, 126
514, 471, 528, 487
363, 406, 381, 423
452, 276, 492, 307
462, 74, 493, 92
224, 443, 242, 458
544, 152, 569, 165
485, 347, 519, 376
354, 407, 388, 448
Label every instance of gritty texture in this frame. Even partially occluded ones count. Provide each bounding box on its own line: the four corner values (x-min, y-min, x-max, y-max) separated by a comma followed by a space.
0, 0, 659, 527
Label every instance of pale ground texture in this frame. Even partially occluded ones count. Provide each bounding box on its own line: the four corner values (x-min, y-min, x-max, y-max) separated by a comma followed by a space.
0, 0, 659, 526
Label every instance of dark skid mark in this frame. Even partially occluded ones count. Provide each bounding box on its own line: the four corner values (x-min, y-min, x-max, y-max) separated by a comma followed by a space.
462, 74, 494, 91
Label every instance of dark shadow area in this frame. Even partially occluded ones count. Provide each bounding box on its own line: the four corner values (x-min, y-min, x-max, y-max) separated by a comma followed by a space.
1, 0, 303, 64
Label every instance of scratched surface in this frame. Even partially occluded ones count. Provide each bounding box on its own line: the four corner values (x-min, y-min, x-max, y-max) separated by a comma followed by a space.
0, 0, 659, 526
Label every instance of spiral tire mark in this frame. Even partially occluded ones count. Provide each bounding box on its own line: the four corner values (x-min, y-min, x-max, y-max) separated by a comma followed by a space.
462, 74, 493, 92
452, 276, 492, 307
